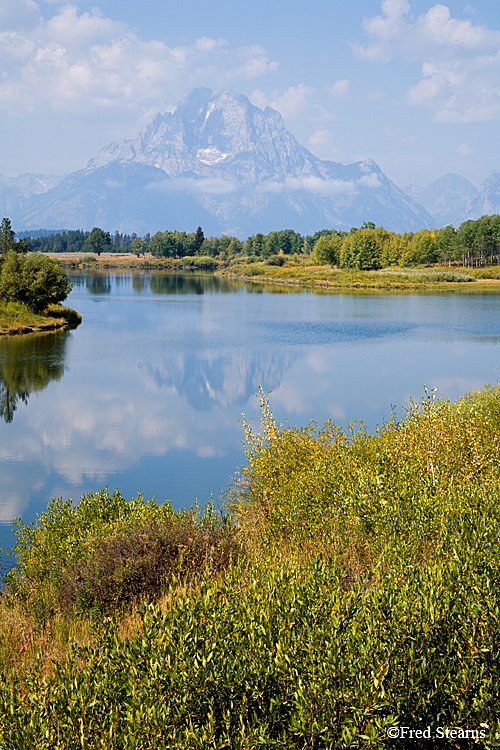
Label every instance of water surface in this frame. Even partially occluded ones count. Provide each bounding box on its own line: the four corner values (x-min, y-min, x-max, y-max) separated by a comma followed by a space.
1, 272, 500, 566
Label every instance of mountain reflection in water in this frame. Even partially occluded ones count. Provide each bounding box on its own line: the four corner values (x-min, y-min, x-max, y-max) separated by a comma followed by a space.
143, 349, 296, 411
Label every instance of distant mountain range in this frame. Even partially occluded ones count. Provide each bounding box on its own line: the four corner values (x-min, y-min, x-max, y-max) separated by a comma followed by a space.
400, 172, 500, 228
1, 88, 500, 238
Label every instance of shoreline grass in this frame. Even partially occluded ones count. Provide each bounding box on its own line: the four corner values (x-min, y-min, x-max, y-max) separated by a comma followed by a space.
0, 301, 82, 336
218, 259, 500, 291
45, 252, 218, 271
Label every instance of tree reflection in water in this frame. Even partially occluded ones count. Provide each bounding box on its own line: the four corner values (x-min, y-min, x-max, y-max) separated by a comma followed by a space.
85, 274, 111, 295
148, 273, 242, 296
0, 331, 69, 423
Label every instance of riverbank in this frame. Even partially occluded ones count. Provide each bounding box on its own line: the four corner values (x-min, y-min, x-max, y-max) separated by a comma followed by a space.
0, 301, 82, 335
46, 252, 217, 271
47, 251, 500, 290
2, 385, 500, 746
218, 259, 500, 291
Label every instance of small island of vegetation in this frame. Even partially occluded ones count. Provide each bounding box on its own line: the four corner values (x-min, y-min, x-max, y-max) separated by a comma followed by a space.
0, 218, 81, 335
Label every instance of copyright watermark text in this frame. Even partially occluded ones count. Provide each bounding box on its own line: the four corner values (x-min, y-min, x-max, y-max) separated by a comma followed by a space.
387, 726, 487, 740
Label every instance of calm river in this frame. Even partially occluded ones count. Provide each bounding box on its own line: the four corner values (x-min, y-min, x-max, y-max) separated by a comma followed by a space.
1, 271, 500, 566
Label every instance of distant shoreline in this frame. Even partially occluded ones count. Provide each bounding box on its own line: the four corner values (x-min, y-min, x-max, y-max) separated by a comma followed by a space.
42, 252, 500, 291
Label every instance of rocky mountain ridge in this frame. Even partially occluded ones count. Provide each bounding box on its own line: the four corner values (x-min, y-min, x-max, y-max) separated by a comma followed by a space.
1, 88, 499, 237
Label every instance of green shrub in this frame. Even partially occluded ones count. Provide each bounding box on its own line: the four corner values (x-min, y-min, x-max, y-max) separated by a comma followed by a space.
192, 255, 218, 270
5, 488, 238, 618
267, 254, 286, 266
59, 518, 239, 613
0, 250, 72, 312
4, 388, 500, 746
180, 256, 218, 270
2, 556, 499, 747
232, 386, 500, 558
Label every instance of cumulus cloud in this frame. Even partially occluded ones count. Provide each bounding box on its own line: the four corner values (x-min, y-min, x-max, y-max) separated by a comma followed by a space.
231, 45, 279, 79
326, 79, 350, 97
250, 84, 326, 120
359, 173, 382, 188
307, 127, 347, 162
353, 0, 500, 122
0, 0, 41, 30
308, 127, 335, 148
0, 2, 278, 118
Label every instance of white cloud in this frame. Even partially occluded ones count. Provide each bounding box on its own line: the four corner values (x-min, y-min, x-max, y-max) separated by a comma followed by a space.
259, 175, 356, 196
359, 173, 382, 188
250, 84, 324, 120
308, 126, 335, 148
307, 127, 347, 162
353, 1, 500, 123
231, 45, 279, 79
0, 3, 278, 118
147, 176, 238, 195
0, 0, 41, 30
326, 79, 350, 97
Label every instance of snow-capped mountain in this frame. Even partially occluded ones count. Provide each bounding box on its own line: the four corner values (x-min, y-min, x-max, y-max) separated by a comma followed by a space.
3, 88, 437, 236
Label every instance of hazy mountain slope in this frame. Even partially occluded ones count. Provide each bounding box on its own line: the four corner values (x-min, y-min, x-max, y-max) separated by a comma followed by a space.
19, 163, 220, 237
0, 176, 25, 223
464, 171, 500, 221
404, 174, 479, 226
13, 88, 435, 236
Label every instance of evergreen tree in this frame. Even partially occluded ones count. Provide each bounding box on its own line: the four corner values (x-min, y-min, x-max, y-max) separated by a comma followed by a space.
0, 218, 15, 254
194, 226, 205, 254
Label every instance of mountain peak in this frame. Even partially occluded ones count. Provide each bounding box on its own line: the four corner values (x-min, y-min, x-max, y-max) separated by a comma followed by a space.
7, 87, 438, 235
87, 87, 307, 181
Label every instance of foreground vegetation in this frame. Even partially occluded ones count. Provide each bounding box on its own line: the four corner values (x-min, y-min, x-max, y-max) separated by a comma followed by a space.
2, 384, 500, 747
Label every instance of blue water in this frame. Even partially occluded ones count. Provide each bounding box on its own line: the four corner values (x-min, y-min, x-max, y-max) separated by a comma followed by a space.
1, 272, 500, 570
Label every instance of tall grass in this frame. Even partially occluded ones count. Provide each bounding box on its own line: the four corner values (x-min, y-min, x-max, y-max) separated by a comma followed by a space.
222, 259, 478, 290
2, 388, 500, 746
0, 301, 81, 334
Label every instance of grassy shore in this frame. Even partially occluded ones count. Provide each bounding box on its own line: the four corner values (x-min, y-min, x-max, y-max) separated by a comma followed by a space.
219, 257, 500, 291
1, 385, 500, 747
0, 301, 82, 336
48, 251, 500, 291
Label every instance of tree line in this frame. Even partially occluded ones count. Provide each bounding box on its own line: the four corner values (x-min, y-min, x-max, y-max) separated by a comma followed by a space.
309, 217, 500, 269
21, 229, 151, 255
15, 214, 500, 268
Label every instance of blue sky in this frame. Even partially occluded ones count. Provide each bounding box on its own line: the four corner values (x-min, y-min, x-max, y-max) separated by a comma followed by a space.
1, 0, 500, 187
